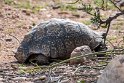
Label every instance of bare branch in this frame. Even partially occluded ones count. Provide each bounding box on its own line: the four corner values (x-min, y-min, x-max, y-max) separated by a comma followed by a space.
50, 48, 124, 68
101, 11, 124, 23
109, 0, 122, 12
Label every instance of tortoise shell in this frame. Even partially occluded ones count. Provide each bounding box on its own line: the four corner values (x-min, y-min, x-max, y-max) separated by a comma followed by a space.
15, 18, 106, 64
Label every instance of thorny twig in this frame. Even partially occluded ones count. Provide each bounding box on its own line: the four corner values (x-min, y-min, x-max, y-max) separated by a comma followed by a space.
5, 34, 20, 54
8, 34, 20, 44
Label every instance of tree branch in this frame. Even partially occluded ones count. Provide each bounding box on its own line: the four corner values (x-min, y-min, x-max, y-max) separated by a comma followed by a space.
109, 0, 122, 12
101, 11, 124, 24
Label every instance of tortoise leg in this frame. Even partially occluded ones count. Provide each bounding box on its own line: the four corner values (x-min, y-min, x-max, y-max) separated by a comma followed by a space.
28, 54, 50, 65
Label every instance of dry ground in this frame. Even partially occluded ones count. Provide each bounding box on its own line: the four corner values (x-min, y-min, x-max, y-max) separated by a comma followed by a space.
0, 0, 124, 83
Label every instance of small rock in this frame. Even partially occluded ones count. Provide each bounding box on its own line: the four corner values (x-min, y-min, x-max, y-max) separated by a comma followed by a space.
5, 38, 12, 42
4, 7, 11, 11
12, 15, 19, 19
49, 77, 60, 82
58, 11, 69, 14
70, 45, 92, 65
34, 75, 46, 81
40, 8, 47, 11
0, 28, 3, 31
61, 79, 69, 83
22, 9, 31, 16
0, 78, 4, 81
99, 70, 104, 74
52, 5, 61, 9
29, 25, 33, 29
39, 75, 47, 80
22, 26, 28, 29
0, 12, 3, 17
22, 81, 33, 83
46, 14, 51, 18
72, 14, 80, 18
11, 64, 18, 70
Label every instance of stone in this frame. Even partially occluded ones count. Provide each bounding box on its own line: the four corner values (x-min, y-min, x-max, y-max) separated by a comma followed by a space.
97, 55, 124, 83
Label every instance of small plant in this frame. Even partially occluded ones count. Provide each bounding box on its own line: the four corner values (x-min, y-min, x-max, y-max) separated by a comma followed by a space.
108, 36, 117, 40
4, 28, 15, 34
14, 1, 43, 13
82, 20, 91, 25
32, 5, 43, 13
94, 0, 115, 10
77, 80, 85, 83
66, 5, 77, 11
60, 4, 77, 11
16, 1, 32, 9
4, 0, 14, 5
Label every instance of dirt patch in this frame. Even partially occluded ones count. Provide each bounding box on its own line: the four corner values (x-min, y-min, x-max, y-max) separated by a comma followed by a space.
0, 0, 124, 83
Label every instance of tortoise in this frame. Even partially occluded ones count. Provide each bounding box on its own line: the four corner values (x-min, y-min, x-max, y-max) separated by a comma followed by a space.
15, 18, 107, 65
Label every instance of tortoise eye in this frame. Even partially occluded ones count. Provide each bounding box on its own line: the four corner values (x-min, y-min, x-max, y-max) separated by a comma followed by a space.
75, 49, 81, 52
80, 49, 84, 51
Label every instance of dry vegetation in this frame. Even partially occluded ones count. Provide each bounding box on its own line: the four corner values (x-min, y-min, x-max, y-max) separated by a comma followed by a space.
0, 0, 124, 83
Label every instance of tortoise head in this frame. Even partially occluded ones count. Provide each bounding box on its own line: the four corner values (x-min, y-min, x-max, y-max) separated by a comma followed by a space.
14, 33, 32, 63
94, 42, 107, 52
14, 45, 29, 63
94, 32, 107, 57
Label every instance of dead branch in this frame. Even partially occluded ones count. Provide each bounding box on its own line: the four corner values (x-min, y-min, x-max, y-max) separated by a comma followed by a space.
50, 48, 124, 68
99, 11, 124, 24
109, 0, 122, 12
99, 10, 124, 41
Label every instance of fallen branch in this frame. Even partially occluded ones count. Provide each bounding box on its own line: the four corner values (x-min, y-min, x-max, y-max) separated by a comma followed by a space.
50, 50, 123, 68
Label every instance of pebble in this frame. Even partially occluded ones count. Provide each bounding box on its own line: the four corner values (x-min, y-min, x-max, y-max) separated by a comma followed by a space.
34, 75, 46, 81
0, 78, 4, 81
5, 38, 12, 42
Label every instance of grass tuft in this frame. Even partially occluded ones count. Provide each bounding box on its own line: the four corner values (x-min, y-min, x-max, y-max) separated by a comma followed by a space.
4, 0, 14, 5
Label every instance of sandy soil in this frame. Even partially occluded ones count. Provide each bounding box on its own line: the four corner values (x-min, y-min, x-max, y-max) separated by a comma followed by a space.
0, 0, 124, 83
